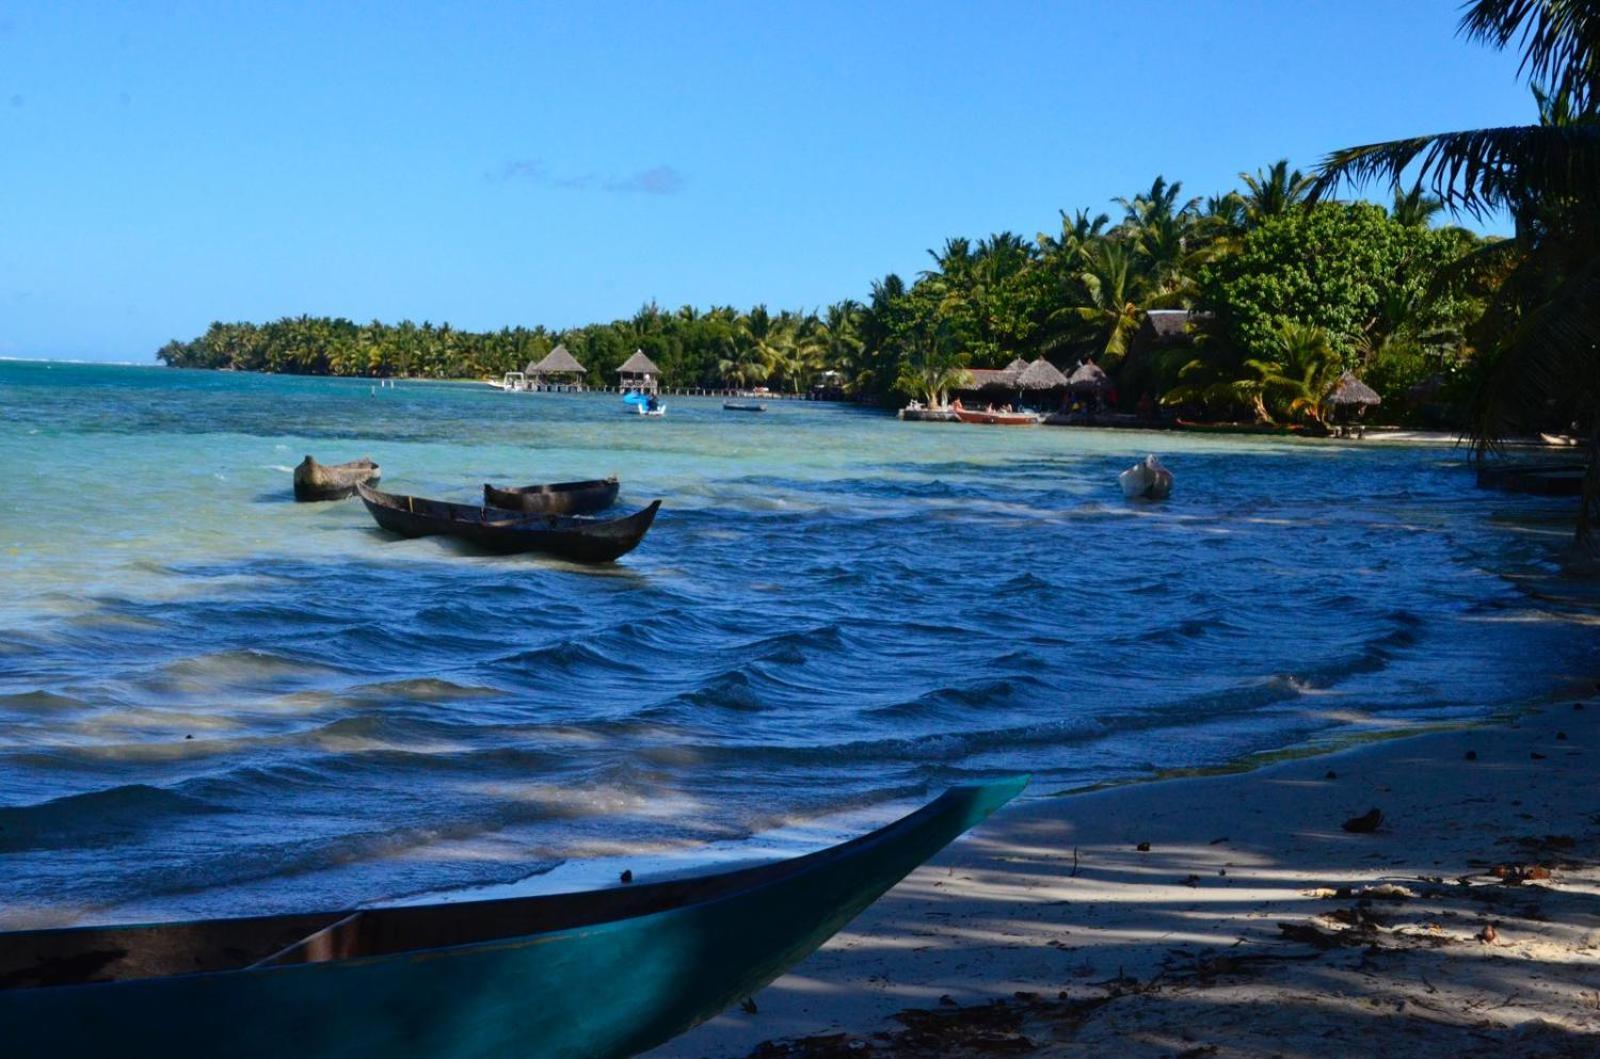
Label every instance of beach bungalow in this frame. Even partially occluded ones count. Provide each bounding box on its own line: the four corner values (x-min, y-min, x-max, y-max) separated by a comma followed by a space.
953, 362, 1024, 404
617, 349, 662, 395
1014, 357, 1069, 409
1327, 370, 1381, 437
527, 345, 588, 391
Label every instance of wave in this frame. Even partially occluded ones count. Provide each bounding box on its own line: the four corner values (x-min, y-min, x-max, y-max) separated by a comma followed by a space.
0, 784, 224, 853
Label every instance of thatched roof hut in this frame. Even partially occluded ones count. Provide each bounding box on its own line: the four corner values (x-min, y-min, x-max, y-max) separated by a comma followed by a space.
529, 344, 586, 377
618, 350, 660, 377
1015, 357, 1068, 390
963, 366, 1021, 390
617, 349, 662, 393
1328, 371, 1381, 406
1004, 357, 1029, 374
1067, 360, 1111, 392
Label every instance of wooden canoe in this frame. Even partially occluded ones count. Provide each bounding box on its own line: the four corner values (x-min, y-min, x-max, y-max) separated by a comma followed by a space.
723, 402, 767, 413
293, 455, 380, 502
356, 483, 659, 563
482, 477, 620, 516
0, 778, 1026, 1059
952, 408, 1039, 425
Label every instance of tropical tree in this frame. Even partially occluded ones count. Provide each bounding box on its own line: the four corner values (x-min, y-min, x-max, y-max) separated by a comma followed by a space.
1312, 0, 1600, 550
1391, 181, 1445, 227
1239, 160, 1315, 224
1248, 321, 1345, 424
894, 317, 970, 407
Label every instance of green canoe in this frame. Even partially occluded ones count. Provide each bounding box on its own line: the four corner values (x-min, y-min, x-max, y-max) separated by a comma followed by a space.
0, 777, 1025, 1058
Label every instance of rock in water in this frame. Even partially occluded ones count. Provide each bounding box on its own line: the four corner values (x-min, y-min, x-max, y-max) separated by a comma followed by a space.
1342, 808, 1383, 833
1118, 455, 1173, 500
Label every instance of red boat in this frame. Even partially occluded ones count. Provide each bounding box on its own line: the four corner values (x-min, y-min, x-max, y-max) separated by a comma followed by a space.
952, 404, 1039, 426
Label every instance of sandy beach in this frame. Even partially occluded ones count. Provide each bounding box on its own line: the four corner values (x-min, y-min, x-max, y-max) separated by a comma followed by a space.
655, 696, 1600, 1058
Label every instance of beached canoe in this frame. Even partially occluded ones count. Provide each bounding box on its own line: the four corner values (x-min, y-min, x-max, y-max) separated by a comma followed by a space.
723, 402, 767, 413
0, 778, 1025, 1059
292, 455, 380, 502
356, 483, 659, 562
482, 476, 620, 516
952, 408, 1039, 426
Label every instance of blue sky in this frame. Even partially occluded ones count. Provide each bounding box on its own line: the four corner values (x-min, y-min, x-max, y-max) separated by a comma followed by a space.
1, 1, 1536, 361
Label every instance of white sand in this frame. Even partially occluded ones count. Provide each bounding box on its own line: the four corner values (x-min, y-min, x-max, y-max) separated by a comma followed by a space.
653, 699, 1600, 1057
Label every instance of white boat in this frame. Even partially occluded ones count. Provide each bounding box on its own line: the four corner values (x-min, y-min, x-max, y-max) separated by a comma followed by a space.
1119, 455, 1173, 500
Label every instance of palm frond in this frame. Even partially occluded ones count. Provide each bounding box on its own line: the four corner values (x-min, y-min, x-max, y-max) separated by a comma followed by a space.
1311, 122, 1600, 218
1459, 0, 1600, 111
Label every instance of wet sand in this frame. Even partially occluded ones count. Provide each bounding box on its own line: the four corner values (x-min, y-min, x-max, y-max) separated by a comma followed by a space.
655, 697, 1600, 1057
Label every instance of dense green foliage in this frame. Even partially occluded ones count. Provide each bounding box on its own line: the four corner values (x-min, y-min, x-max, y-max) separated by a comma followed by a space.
159, 171, 1486, 423
1314, 0, 1600, 550
1195, 202, 1475, 366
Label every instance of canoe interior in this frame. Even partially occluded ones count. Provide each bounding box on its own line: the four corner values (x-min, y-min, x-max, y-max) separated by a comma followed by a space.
0, 779, 1026, 991
482, 476, 619, 515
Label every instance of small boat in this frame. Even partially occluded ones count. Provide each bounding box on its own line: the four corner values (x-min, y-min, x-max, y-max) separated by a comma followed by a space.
623, 391, 665, 417
482, 476, 620, 516
0, 778, 1025, 1059
1119, 454, 1174, 500
723, 402, 767, 413
356, 483, 660, 562
292, 455, 380, 502
1540, 432, 1580, 448
952, 407, 1040, 426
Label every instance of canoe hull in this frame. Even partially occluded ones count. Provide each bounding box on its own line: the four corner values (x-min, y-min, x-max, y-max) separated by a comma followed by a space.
482, 478, 619, 516
357, 484, 659, 563
0, 779, 1025, 1059
293, 456, 380, 502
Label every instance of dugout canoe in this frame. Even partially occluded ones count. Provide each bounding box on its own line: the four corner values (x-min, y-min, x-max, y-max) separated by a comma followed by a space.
292, 455, 380, 501
0, 778, 1026, 1059
356, 483, 658, 563
482, 476, 620, 516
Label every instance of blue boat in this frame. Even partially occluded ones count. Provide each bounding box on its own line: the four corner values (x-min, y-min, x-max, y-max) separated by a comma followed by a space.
0, 778, 1025, 1058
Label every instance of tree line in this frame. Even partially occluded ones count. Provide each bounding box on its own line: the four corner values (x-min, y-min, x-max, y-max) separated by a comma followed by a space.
156, 169, 1485, 425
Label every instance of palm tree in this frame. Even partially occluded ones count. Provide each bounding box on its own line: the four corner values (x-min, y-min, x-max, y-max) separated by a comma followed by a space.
1239, 160, 1315, 223
1038, 208, 1110, 260
1312, 0, 1600, 550
894, 318, 970, 407
1246, 322, 1345, 425
1049, 242, 1175, 364
1391, 180, 1445, 227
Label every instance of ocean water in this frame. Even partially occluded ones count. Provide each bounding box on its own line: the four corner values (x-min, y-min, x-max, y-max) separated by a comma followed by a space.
0, 360, 1592, 927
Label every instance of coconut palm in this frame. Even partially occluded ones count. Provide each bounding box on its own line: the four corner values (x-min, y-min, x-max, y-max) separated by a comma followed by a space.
1312, 0, 1600, 549
1239, 160, 1315, 223
894, 318, 970, 407
1247, 322, 1345, 424
1048, 241, 1178, 364
1391, 181, 1446, 227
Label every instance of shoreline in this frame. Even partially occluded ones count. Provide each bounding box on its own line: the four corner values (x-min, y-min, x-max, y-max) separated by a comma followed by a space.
653, 691, 1600, 1057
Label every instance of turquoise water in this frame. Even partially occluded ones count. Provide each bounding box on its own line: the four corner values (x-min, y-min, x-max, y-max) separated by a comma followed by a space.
0, 360, 1591, 927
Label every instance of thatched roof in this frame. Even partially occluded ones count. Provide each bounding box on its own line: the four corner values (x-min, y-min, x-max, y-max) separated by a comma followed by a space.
1328, 371, 1381, 406
617, 349, 661, 376
1144, 310, 1193, 340
529, 344, 586, 375
1004, 357, 1029, 373
1067, 360, 1111, 391
1015, 357, 1069, 390
964, 367, 1020, 389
